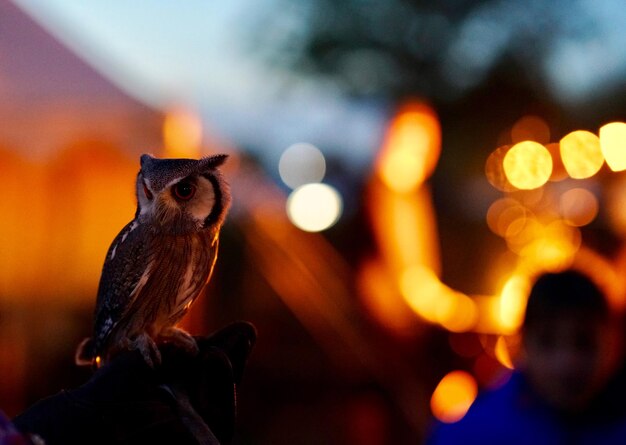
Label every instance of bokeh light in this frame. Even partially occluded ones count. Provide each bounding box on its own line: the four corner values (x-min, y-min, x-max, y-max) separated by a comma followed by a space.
513, 220, 580, 270
399, 266, 477, 332
440, 293, 479, 333
377, 101, 441, 193
559, 187, 599, 227
503, 141, 552, 190
163, 107, 203, 158
286, 183, 343, 232
400, 265, 446, 324
559, 130, 604, 179
511, 115, 550, 144
485, 146, 516, 192
279, 142, 326, 189
494, 336, 515, 369
486, 198, 529, 238
430, 370, 478, 423
499, 274, 530, 333
599, 122, 626, 172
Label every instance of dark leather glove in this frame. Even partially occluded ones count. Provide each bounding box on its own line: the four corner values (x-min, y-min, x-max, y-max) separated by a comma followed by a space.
13, 322, 256, 445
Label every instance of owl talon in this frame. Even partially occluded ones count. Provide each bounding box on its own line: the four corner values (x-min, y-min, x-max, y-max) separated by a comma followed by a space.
158, 327, 199, 356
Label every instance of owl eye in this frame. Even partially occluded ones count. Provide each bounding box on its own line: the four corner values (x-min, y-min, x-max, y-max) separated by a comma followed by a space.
173, 181, 196, 201
143, 183, 153, 200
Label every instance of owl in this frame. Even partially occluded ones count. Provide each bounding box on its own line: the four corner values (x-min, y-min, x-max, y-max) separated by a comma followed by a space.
76, 153, 231, 368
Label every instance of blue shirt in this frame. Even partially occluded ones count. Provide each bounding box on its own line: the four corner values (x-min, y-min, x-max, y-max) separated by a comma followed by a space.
426, 372, 626, 445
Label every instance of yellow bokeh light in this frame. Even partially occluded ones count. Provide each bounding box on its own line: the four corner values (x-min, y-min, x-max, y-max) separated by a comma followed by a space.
503, 141, 552, 190
599, 122, 626, 172
518, 231, 580, 271
286, 183, 343, 232
560, 130, 604, 179
430, 370, 478, 423
377, 101, 441, 193
278, 142, 326, 189
499, 275, 530, 333
163, 107, 203, 158
400, 265, 445, 324
559, 187, 599, 227
439, 293, 479, 333
399, 266, 477, 331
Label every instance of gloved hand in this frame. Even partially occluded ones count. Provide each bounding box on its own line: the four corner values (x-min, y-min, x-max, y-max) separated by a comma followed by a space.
13, 322, 256, 445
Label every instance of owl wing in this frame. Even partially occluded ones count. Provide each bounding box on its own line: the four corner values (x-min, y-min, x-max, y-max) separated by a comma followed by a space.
91, 220, 153, 358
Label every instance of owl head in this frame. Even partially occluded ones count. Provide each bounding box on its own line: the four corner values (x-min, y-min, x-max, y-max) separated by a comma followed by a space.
136, 154, 231, 234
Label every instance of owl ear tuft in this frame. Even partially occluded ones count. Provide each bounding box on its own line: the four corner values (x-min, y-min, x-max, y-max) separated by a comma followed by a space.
140, 154, 156, 169
201, 154, 228, 169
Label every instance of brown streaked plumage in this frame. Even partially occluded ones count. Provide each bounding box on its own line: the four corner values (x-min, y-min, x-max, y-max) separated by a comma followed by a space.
76, 154, 231, 367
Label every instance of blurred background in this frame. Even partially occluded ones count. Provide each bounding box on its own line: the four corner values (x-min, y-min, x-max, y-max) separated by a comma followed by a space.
1, 0, 626, 443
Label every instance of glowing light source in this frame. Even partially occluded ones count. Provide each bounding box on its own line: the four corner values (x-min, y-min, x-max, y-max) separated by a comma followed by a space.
399, 266, 477, 331
499, 275, 530, 333
599, 122, 626, 172
400, 265, 445, 324
377, 101, 441, 193
279, 142, 326, 189
559, 188, 599, 227
440, 293, 479, 333
286, 183, 343, 232
503, 141, 552, 190
560, 130, 604, 179
430, 370, 478, 423
163, 107, 203, 158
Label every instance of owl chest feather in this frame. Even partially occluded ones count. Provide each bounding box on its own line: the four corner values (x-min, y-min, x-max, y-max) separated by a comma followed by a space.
97, 225, 219, 354
137, 229, 217, 328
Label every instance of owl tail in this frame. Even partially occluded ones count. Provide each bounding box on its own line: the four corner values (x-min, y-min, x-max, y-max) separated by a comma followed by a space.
75, 337, 97, 367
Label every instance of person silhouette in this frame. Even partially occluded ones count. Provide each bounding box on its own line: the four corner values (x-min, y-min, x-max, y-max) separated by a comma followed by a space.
427, 269, 626, 445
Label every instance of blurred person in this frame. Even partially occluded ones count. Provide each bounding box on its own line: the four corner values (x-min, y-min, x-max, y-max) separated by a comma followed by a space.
427, 269, 626, 445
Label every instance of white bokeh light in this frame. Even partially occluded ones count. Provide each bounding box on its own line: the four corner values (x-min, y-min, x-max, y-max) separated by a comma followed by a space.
279, 142, 326, 189
286, 183, 343, 232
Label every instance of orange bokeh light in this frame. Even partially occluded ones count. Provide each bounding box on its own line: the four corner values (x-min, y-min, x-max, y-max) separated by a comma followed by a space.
377, 101, 441, 193
163, 107, 203, 158
431, 370, 478, 423
559, 187, 599, 227
485, 146, 516, 192
511, 115, 550, 145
